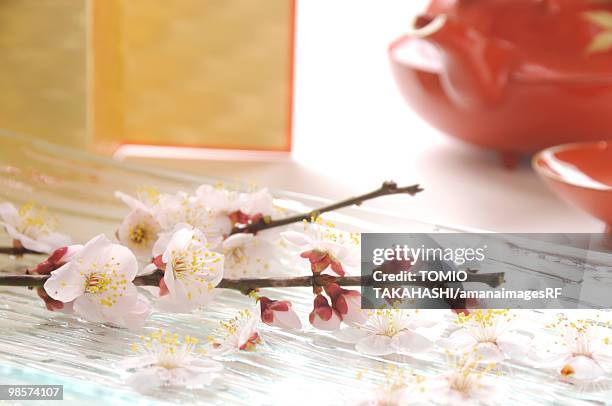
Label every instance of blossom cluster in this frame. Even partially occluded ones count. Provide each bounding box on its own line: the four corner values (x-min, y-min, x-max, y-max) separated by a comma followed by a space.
2, 191, 612, 401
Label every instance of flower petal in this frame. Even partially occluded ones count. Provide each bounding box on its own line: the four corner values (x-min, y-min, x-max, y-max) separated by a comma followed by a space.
355, 334, 394, 356
474, 342, 506, 363
391, 330, 433, 353
561, 355, 606, 380
126, 366, 164, 393
115, 191, 149, 211
0, 202, 19, 225
334, 327, 370, 344
44, 262, 86, 302
222, 233, 254, 251
436, 330, 478, 352
272, 308, 302, 330
497, 332, 531, 361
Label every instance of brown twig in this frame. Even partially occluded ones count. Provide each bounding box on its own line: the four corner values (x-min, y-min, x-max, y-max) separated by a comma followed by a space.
230, 181, 423, 235
0, 247, 39, 256
0, 270, 504, 293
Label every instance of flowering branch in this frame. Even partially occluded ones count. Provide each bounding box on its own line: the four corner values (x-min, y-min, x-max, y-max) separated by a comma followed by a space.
230, 181, 423, 235
0, 246, 38, 256
0, 181, 423, 256
0, 269, 504, 293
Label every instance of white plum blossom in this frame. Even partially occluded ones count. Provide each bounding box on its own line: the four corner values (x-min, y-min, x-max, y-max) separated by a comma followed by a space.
0, 202, 71, 253
196, 185, 275, 222
282, 220, 360, 276
116, 208, 161, 261
531, 314, 612, 381
220, 231, 280, 278
334, 309, 439, 356
122, 330, 222, 393
151, 191, 231, 246
426, 356, 503, 405
195, 184, 242, 215
152, 227, 224, 313
211, 305, 262, 354
238, 188, 275, 219
438, 309, 531, 364
357, 365, 429, 406
43, 234, 151, 328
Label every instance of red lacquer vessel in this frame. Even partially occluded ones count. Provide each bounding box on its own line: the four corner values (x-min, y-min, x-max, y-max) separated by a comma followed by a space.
389, 0, 612, 167
533, 141, 612, 234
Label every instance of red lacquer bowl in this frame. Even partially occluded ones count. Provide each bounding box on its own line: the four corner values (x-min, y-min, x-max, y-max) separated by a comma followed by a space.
533, 141, 612, 233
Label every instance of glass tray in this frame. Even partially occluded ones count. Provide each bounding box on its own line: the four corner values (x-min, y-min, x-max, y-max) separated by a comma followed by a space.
0, 131, 609, 405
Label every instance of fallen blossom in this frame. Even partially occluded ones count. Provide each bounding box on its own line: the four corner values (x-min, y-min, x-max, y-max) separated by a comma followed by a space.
334, 309, 438, 356
121, 330, 222, 393
437, 309, 531, 364
531, 314, 612, 381
426, 356, 504, 405
210, 305, 262, 354
356, 364, 429, 406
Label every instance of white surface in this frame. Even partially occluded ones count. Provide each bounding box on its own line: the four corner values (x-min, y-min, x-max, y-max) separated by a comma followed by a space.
118, 0, 602, 233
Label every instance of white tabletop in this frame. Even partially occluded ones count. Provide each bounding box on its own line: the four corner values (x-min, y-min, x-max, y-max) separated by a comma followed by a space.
118, 0, 602, 234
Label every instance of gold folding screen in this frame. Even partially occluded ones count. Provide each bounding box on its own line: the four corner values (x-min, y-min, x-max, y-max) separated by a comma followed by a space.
0, 0, 294, 154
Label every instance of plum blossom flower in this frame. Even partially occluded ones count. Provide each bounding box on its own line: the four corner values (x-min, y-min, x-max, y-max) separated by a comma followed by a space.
437, 309, 531, 363
116, 208, 161, 261
281, 220, 360, 277
29, 245, 83, 311
43, 234, 151, 328
150, 226, 224, 313
334, 309, 437, 356
196, 184, 274, 227
152, 191, 230, 245
122, 330, 222, 394
210, 306, 262, 354
324, 283, 367, 324
532, 314, 612, 381
0, 202, 71, 253
220, 232, 279, 278
309, 294, 342, 331
258, 296, 301, 329
357, 365, 429, 406
231, 188, 275, 225
426, 355, 503, 405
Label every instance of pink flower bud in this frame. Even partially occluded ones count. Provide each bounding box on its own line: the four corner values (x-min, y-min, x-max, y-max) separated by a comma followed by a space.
309, 294, 342, 331
324, 283, 367, 324
259, 297, 302, 329
228, 210, 263, 227
29, 245, 81, 312
152, 254, 165, 270
28, 246, 69, 275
